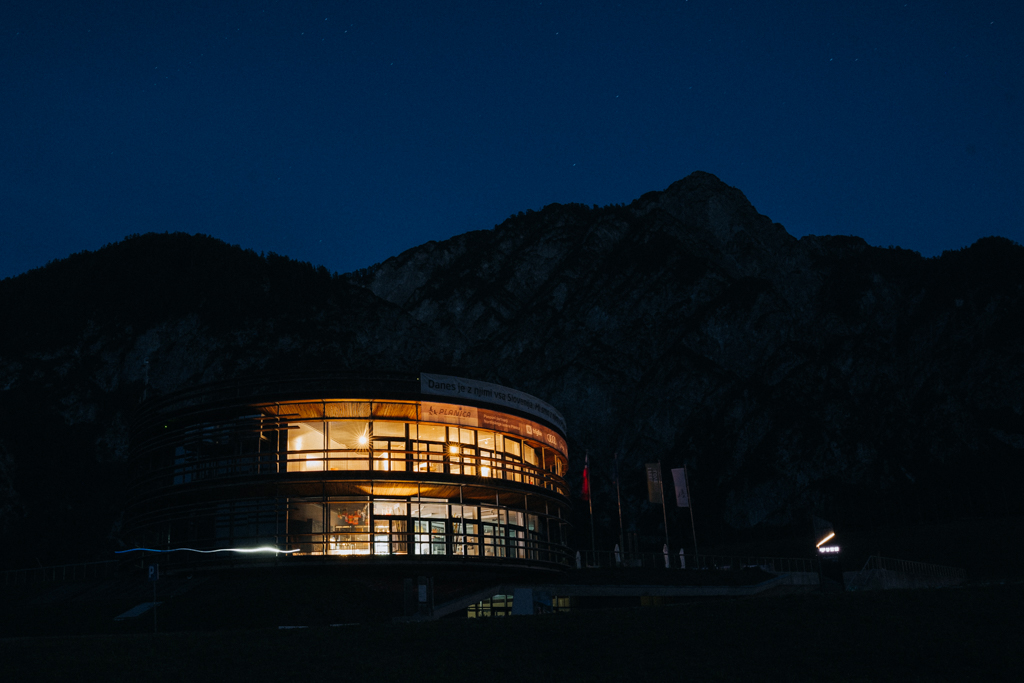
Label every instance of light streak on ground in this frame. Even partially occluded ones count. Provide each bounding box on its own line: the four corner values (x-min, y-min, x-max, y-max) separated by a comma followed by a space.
115, 546, 300, 555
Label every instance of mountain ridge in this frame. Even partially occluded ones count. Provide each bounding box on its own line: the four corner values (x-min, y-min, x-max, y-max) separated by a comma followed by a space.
1, 171, 1022, 566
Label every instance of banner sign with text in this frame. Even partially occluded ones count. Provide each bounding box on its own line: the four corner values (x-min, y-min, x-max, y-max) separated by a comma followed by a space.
671, 467, 690, 508
646, 463, 664, 505
420, 373, 567, 435
418, 402, 568, 455
420, 402, 479, 426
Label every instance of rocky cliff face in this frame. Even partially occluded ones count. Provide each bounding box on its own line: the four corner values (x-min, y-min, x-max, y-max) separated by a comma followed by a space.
1, 173, 1022, 565
349, 172, 1024, 538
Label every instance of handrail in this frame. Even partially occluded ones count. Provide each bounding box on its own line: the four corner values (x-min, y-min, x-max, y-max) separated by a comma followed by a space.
844, 555, 966, 590
863, 555, 966, 579
574, 550, 821, 574
126, 446, 570, 500
1, 559, 121, 586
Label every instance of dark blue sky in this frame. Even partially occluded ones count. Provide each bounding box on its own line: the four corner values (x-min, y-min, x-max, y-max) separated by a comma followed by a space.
2, 1, 1021, 280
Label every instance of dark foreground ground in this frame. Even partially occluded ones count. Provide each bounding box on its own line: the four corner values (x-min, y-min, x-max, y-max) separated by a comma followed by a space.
2, 581, 1020, 683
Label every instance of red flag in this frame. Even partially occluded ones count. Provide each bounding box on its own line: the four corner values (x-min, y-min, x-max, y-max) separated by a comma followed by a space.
581, 454, 591, 501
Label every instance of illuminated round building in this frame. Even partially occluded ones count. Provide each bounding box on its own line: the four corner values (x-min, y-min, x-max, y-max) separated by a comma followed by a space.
126, 372, 571, 570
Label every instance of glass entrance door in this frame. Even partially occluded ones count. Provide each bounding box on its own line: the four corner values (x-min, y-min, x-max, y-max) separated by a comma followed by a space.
373, 518, 408, 555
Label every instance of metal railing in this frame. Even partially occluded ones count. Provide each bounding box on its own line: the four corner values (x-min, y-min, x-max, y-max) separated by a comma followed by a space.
846, 555, 966, 591
132, 447, 570, 499
1, 560, 121, 586
575, 550, 820, 574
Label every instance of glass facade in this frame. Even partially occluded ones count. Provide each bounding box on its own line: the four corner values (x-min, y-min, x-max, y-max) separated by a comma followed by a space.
127, 375, 572, 570
277, 416, 564, 488
158, 405, 566, 492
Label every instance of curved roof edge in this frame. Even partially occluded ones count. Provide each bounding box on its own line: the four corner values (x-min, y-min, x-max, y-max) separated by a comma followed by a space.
136, 370, 568, 437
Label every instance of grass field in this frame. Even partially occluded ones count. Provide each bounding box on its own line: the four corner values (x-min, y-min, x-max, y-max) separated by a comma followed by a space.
2, 581, 1020, 682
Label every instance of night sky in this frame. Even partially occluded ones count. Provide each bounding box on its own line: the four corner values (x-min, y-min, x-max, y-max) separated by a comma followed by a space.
2, 1, 1021, 280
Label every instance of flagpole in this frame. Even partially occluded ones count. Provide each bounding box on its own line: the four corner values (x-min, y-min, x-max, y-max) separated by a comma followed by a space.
658, 460, 670, 560
685, 467, 698, 557
614, 451, 625, 558
670, 465, 699, 565
587, 452, 596, 556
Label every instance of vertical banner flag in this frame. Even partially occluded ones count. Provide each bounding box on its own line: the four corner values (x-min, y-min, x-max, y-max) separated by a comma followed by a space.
646, 463, 663, 504
581, 453, 591, 501
671, 468, 690, 508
